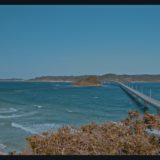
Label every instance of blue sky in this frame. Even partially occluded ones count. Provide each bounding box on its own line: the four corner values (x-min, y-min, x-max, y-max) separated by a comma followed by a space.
0, 5, 160, 79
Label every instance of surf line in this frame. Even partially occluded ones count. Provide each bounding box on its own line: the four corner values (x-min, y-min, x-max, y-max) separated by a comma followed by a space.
11, 122, 45, 138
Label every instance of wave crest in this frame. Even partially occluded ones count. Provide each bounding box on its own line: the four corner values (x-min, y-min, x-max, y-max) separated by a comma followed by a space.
34, 105, 43, 109
0, 111, 37, 119
11, 122, 62, 135
0, 108, 18, 113
0, 143, 6, 150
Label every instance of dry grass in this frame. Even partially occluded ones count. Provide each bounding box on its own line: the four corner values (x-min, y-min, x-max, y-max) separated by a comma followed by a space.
21, 111, 160, 155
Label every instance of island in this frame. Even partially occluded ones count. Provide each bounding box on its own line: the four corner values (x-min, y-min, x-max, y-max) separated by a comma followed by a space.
73, 76, 102, 86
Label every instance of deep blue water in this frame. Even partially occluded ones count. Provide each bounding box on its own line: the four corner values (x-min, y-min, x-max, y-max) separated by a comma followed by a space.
0, 82, 159, 152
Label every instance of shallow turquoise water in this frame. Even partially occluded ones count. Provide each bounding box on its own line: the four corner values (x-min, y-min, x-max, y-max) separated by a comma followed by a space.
0, 82, 159, 152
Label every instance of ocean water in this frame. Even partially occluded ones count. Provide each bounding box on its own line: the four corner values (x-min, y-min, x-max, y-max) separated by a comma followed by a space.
0, 82, 160, 153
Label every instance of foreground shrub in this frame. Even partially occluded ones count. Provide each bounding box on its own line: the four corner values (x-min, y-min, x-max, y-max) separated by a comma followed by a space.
24, 112, 160, 155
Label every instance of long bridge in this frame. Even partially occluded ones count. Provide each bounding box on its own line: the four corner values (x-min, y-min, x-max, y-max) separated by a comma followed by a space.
114, 81, 160, 111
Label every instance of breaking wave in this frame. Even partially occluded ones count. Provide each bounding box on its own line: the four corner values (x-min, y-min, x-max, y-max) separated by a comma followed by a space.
11, 122, 62, 135
0, 111, 37, 119
34, 105, 43, 109
66, 109, 74, 113
11, 122, 38, 134
0, 108, 18, 113
0, 143, 6, 150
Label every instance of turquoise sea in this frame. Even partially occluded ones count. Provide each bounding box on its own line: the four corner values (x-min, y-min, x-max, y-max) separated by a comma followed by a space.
0, 82, 160, 152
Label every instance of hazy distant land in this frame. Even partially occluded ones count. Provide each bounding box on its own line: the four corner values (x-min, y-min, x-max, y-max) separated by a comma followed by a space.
22, 74, 160, 83
1, 74, 160, 87
1, 74, 160, 83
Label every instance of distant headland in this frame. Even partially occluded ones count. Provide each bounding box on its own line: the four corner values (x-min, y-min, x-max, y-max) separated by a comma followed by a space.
27, 74, 160, 83
1, 74, 160, 84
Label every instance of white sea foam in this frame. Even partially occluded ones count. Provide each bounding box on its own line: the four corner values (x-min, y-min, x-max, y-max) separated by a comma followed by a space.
10, 108, 18, 112
0, 111, 37, 119
30, 123, 62, 133
0, 143, 6, 150
11, 122, 38, 134
0, 108, 18, 113
66, 109, 74, 113
11, 122, 62, 135
34, 105, 43, 109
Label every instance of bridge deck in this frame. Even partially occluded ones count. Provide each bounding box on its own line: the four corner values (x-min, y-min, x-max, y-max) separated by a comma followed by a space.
116, 82, 160, 110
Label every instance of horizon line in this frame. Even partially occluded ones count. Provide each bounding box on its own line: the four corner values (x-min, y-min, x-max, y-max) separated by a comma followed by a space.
1, 73, 160, 80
